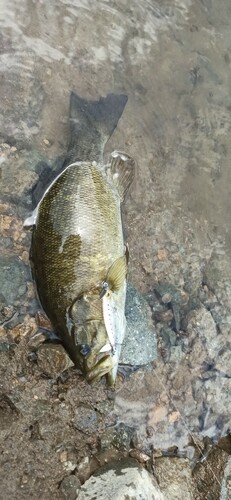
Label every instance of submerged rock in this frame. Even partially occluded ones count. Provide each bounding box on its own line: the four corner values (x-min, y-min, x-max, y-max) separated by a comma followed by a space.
0, 256, 30, 305
192, 446, 229, 500
154, 457, 194, 500
120, 283, 157, 365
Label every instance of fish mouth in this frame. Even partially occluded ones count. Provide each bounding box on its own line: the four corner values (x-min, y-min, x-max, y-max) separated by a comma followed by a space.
84, 354, 114, 384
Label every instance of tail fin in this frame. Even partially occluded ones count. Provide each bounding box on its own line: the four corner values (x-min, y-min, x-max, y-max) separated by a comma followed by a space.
64, 93, 128, 165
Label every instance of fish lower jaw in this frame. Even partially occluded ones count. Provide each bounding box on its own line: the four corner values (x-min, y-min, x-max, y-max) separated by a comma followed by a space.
84, 355, 115, 384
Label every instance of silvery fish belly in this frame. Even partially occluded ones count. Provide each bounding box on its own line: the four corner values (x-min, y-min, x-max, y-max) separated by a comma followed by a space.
26, 93, 135, 385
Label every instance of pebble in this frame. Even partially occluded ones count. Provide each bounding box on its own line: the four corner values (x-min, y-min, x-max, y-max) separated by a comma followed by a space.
59, 451, 68, 463
77, 457, 91, 484
129, 449, 150, 463
36, 343, 74, 379
112, 423, 134, 451
59, 475, 81, 500
100, 428, 116, 450
43, 138, 50, 146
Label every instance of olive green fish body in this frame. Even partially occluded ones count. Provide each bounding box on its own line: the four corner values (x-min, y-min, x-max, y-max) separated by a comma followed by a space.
31, 163, 123, 354
26, 93, 135, 384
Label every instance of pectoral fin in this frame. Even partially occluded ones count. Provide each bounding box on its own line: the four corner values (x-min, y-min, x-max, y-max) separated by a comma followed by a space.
106, 255, 127, 292
23, 207, 38, 227
110, 151, 135, 201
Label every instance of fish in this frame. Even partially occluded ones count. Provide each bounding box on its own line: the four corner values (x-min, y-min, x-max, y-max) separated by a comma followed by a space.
25, 92, 135, 385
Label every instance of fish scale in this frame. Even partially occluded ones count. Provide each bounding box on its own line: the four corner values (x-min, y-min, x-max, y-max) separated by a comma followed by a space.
32, 163, 123, 322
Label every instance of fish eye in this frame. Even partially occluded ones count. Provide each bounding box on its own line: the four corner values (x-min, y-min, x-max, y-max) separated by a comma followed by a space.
80, 344, 91, 356
99, 281, 109, 299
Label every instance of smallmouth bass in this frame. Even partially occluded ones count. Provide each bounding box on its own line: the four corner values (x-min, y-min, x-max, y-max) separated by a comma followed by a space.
25, 93, 135, 385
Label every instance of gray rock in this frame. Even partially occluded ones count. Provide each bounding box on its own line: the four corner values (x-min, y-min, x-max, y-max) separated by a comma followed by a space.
73, 405, 98, 435
1, 150, 40, 204
99, 423, 133, 452
112, 423, 134, 451
100, 428, 116, 451
185, 306, 224, 361
203, 254, 231, 292
169, 345, 185, 364
59, 475, 81, 500
215, 349, 231, 378
0, 256, 30, 304
78, 458, 164, 499
120, 283, 157, 365
0, 78, 44, 147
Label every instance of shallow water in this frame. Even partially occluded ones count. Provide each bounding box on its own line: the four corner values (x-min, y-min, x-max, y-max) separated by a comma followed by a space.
1, 0, 231, 491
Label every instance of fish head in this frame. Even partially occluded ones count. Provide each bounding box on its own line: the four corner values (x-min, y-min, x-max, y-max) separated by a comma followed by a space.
72, 319, 115, 383
68, 269, 127, 385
